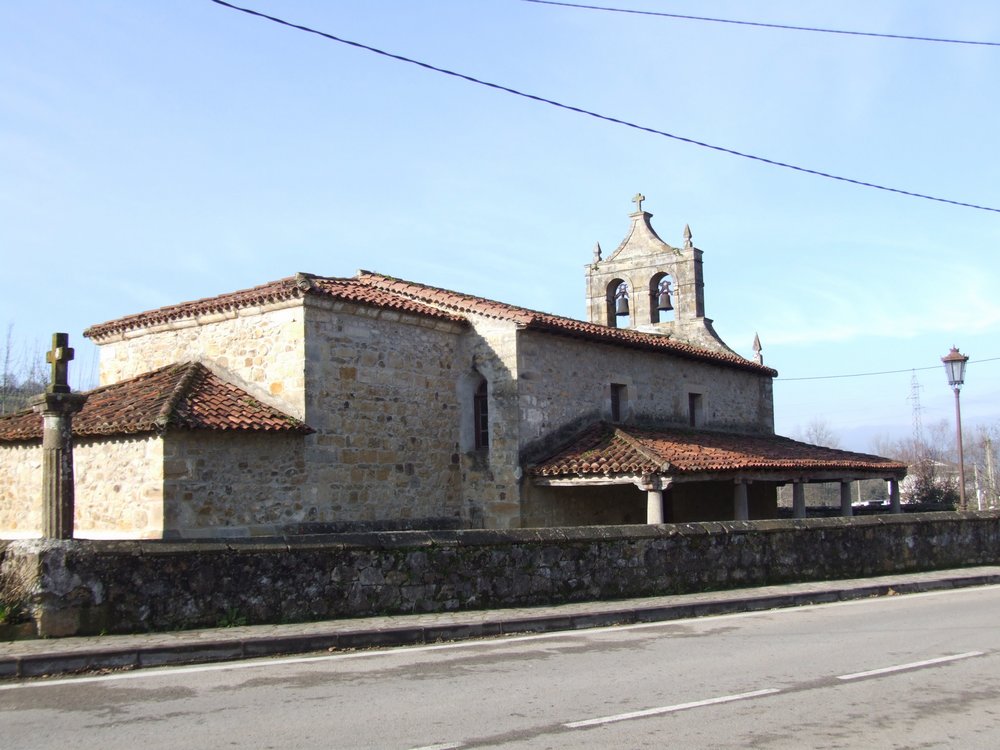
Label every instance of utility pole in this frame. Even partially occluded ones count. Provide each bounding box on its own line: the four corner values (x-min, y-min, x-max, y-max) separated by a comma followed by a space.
986, 437, 997, 509
974, 465, 983, 511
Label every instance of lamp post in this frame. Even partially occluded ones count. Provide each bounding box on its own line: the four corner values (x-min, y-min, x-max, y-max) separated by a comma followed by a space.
942, 347, 970, 511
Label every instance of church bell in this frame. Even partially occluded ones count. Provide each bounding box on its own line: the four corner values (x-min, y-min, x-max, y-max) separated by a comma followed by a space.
657, 289, 673, 312
615, 295, 630, 316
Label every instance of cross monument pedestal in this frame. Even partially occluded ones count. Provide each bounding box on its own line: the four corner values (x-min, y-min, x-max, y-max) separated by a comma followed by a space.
30, 333, 87, 539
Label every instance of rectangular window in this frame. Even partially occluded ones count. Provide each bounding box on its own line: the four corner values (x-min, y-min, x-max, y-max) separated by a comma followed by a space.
610, 383, 627, 422
688, 392, 703, 427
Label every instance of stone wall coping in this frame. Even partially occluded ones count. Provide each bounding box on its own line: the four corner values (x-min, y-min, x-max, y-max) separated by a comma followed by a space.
2, 511, 988, 558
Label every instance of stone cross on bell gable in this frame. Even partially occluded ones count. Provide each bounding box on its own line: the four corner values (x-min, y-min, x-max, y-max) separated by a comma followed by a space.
631, 193, 645, 213
46, 332, 75, 394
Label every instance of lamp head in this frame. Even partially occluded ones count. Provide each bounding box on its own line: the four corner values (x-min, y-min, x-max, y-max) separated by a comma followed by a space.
942, 346, 969, 388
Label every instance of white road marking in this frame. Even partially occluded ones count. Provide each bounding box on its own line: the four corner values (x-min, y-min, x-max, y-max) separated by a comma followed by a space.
564, 688, 782, 728
407, 743, 464, 750
4, 584, 998, 690
837, 651, 985, 681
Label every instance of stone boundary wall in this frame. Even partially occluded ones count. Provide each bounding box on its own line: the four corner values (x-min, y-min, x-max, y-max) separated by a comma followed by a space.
2, 511, 998, 637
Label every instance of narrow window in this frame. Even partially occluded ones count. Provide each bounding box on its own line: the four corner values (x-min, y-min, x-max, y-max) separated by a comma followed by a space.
688, 392, 703, 427
474, 380, 489, 449
610, 383, 627, 422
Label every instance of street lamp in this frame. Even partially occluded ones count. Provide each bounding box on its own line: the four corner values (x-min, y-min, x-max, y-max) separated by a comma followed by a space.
942, 347, 970, 511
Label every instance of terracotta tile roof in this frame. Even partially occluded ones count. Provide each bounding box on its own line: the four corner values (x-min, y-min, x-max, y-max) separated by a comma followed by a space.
0, 363, 313, 442
531, 422, 907, 479
84, 274, 465, 340
83, 269, 772, 376
355, 272, 776, 376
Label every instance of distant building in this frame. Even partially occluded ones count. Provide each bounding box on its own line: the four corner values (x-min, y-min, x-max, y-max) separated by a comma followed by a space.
0, 199, 905, 538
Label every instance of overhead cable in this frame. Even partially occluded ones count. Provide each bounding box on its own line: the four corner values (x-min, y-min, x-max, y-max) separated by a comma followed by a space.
779, 356, 1000, 382
208, 1, 1000, 214
520, 0, 1000, 48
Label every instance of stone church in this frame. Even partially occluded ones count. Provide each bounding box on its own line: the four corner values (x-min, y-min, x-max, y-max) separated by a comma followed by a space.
0, 198, 905, 539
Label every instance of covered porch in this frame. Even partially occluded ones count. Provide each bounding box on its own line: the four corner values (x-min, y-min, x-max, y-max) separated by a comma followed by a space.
528, 423, 908, 524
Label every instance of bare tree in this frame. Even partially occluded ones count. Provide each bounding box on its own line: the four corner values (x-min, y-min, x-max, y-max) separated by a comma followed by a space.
869, 419, 960, 507
0, 324, 46, 415
968, 425, 1000, 509
0, 324, 13, 414
797, 418, 841, 449
784, 419, 844, 506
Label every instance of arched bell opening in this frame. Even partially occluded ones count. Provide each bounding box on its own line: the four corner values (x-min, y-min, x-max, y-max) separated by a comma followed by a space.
649, 272, 674, 324
605, 278, 630, 328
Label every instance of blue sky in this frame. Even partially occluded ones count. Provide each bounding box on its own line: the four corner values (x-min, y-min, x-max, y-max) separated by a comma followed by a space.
2, 0, 998, 450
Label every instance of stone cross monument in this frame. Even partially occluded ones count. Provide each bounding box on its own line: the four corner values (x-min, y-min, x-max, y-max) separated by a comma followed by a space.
31, 333, 88, 539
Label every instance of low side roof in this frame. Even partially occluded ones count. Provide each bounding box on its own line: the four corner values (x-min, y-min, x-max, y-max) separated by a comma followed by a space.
0, 362, 312, 443
531, 422, 906, 481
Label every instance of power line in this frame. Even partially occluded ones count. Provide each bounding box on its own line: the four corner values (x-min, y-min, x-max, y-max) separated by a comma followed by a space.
208, 0, 1000, 215
779, 356, 1000, 382
520, 0, 1000, 48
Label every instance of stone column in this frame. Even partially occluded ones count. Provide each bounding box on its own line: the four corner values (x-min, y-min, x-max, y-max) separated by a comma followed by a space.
840, 481, 853, 517
31, 333, 87, 540
646, 489, 664, 524
32, 392, 87, 538
889, 478, 901, 514
734, 481, 749, 521
638, 476, 668, 524
792, 482, 806, 519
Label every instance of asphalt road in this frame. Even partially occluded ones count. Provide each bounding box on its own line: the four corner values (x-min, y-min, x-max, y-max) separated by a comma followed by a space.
4, 585, 1000, 749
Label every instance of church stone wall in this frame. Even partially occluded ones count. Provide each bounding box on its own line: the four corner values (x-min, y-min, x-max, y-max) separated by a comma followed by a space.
72, 268, 775, 537
93, 301, 307, 420
74, 436, 164, 539
301, 300, 468, 528
0, 444, 41, 538
456, 317, 524, 529
0, 436, 164, 540
516, 330, 773, 452
161, 432, 310, 537
522, 483, 646, 527
83, 297, 536, 534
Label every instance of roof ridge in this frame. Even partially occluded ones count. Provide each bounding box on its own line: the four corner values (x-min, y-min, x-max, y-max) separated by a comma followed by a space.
356, 271, 542, 323
154, 362, 204, 431
612, 425, 673, 473
310, 275, 468, 324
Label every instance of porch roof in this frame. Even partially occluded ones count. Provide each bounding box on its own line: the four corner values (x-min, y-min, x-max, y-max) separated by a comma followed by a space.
530, 422, 907, 483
